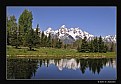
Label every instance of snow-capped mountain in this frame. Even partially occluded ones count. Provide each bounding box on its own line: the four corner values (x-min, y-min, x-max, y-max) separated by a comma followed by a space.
41, 58, 116, 70
102, 35, 116, 43
37, 25, 116, 44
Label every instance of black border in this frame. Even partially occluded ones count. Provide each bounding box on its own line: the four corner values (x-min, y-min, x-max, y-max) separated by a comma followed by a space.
1, 0, 121, 84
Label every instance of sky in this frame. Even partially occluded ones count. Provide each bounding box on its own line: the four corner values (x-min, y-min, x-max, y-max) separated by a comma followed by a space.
6, 6, 116, 37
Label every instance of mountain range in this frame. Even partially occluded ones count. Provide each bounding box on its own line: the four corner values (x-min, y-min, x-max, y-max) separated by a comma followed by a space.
42, 58, 116, 71
36, 25, 116, 44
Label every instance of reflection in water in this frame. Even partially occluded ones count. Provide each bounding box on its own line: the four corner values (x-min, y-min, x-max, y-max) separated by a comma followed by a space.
7, 59, 39, 79
7, 58, 116, 79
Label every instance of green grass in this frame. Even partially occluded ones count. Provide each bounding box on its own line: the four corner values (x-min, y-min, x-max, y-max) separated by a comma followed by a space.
7, 45, 116, 58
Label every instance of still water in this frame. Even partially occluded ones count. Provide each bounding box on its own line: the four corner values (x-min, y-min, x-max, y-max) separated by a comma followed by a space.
7, 58, 116, 80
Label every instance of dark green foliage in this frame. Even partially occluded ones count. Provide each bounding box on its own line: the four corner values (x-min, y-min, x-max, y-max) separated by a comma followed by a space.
26, 28, 40, 50
43, 35, 48, 47
47, 33, 52, 47
7, 59, 38, 79
34, 24, 41, 48
36, 24, 39, 35
7, 15, 21, 48
18, 9, 33, 46
110, 42, 114, 52
26, 29, 34, 50
56, 39, 62, 48
77, 36, 109, 53
18, 9, 33, 33
103, 44, 108, 53
80, 36, 89, 52
93, 37, 98, 52
88, 40, 94, 52
40, 31, 45, 47
98, 36, 104, 53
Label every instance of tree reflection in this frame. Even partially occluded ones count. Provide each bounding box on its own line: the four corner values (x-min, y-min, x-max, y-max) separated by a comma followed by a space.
7, 58, 115, 79
7, 58, 39, 79
39, 59, 42, 67
38, 58, 115, 74
79, 58, 110, 74
79, 59, 88, 74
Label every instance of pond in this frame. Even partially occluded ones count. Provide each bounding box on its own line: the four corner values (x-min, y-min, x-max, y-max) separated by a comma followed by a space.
7, 58, 116, 80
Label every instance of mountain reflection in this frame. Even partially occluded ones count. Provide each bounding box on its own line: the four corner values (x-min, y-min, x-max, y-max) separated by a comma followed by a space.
39, 58, 116, 74
7, 58, 116, 79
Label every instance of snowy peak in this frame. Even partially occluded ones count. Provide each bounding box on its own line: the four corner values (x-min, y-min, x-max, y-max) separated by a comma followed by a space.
103, 35, 116, 43
39, 25, 116, 43
61, 25, 66, 28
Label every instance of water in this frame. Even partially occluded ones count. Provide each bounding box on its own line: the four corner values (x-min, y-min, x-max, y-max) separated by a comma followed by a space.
7, 58, 116, 80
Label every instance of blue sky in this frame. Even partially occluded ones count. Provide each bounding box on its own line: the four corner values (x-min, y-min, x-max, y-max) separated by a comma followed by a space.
6, 6, 116, 37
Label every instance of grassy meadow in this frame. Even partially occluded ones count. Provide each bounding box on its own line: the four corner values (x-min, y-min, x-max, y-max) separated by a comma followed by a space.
7, 45, 116, 59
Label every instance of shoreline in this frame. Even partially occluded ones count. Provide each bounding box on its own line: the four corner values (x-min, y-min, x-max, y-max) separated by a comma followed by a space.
7, 54, 116, 59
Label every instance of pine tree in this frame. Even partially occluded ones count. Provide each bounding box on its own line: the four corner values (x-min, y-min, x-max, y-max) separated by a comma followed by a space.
110, 42, 114, 52
26, 29, 35, 50
40, 31, 45, 47
36, 24, 39, 35
34, 24, 40, 48
56, 39, 62, 48
7, 16, 10, 45
88, 40, 94, 52
93, 37, 98, 52
103, 44, 108, 53
7, 15, 20, 48
18, 9, 33, 46
98, 36, 104, 53
80, 36, 88, 52
47, 33, 52, 47
43, 35, 48, 47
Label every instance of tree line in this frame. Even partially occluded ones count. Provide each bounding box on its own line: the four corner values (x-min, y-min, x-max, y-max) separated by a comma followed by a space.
7, 9, 63, 50
77, 36, 108, 53
7, 9, 116, 52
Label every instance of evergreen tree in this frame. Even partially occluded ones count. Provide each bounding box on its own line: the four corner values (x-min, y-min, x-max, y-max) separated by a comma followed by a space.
40, 31, 45, 47
103, 44, 108, 53
18, 9, 33, 46
34, 24, 40, 48
47, 33, 52, 47
26, 29, 34, 50
43, 35, 48, 47
93, 37, 98, 52
110, 42, 114, 52
98, 36, 104, 53
88, 40, 94, 52
7, 16, 11, 45
80, 36, 89, 52
7, 15, 20, 48
56, 39, 62, 48
35, 24, 39, 35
